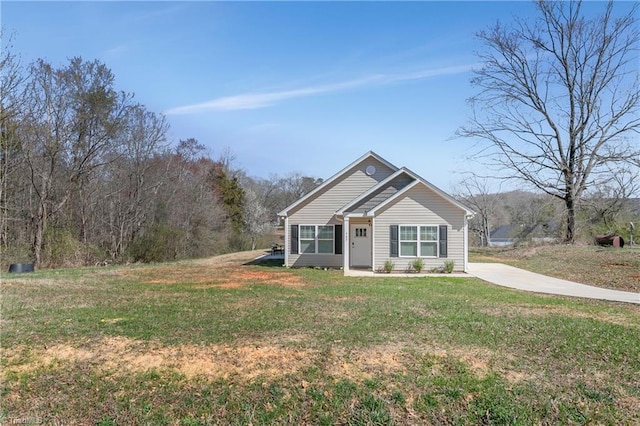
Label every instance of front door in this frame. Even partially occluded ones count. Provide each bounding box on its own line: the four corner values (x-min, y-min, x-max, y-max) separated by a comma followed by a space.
350, 223, 372, 268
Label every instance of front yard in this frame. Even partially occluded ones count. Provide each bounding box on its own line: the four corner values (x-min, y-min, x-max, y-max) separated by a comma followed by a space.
1, 250, 639, 424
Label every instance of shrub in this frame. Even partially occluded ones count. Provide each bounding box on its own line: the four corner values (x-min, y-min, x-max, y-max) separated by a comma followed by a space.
444, 260, 455, 273
383, 260, 394, 273
42, 227, 103, 268
411, 258, 424, 273
128, 224, 184, 263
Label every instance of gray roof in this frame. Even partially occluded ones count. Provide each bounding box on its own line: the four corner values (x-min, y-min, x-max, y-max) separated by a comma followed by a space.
346, 173, 415, 214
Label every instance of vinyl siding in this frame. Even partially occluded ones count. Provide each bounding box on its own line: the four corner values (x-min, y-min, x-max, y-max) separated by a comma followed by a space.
373, 184, 466, 272
287, 157, 395, 267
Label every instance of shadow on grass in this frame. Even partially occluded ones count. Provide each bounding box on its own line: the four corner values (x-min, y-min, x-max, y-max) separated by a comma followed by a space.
243, 254, 285, 267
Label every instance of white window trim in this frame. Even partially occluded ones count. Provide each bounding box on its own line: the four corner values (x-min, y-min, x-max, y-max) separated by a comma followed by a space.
399, 224, 439, 258
299, 224, 335, 255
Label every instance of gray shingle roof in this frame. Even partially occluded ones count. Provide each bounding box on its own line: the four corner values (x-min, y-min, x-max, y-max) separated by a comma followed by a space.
346, 173, 415, 214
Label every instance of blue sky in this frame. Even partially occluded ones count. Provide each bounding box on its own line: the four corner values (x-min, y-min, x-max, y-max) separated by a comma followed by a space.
1, 1, 614, 192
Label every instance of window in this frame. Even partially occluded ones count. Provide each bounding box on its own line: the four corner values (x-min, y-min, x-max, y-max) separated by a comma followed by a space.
299, 225, 334, 254
318, 225, 334, 254
399, 225, 438, 257
300, 225, 316, 253
400, 226, 418, 256
420, 226, 438, 257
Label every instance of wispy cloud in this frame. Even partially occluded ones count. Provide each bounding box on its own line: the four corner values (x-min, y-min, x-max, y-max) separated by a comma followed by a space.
165, 63, 474, 115
103, 44, 130, 59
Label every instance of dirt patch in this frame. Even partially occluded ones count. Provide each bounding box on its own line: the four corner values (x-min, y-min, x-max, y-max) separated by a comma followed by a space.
601, 262, 632, 269
4, 336, 315, 381
190, 250, 268, 267
480, 304, 639, 329
429, 347, 491, 377
2, 337, 536, 388
195, 270, 304, 289
323, 344, 410, 381
322, 343, 512, 383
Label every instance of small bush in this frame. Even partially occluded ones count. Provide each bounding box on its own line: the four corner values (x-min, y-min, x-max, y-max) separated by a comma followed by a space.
128, 224, 184, 263
444, 260, 455, 273
412, 258, 424, 273
42, 227, 103, 268
383, 260, 394, 273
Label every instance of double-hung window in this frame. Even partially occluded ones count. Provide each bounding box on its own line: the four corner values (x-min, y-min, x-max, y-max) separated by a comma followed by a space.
400, 226, 418, 256
317, 225, 334, 254
300, 225, 316, 253
300, 225, 334, 254
420, 226, 438, 257
399, 225, 438, 257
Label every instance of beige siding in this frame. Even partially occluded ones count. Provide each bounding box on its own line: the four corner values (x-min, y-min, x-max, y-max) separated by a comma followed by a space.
287, 157, 394, 267
373, 184, 466, 272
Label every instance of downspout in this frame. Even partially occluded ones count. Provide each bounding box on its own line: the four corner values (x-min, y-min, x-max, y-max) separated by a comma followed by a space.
464, 213, 471, 272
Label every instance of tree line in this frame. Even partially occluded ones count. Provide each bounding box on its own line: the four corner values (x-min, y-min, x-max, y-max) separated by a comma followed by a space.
1, 45, 321, 268
458, 175, 639, 247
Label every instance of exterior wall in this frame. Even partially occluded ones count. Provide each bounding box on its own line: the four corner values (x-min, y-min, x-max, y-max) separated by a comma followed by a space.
286, 157, 395, 268
373, 185, 466, 272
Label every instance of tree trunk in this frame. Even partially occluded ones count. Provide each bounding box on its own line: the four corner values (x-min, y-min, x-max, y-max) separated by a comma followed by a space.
482, 214, 491, 247
565, 194, 576, 243
33, 202, 46, 267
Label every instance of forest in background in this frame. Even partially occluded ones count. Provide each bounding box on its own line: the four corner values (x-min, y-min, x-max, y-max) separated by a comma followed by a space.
1, 50, 322, 269
462, 187, 639, 248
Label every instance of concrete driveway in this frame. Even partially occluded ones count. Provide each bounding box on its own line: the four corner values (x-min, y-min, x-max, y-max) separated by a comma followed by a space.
468, 263, 640, 305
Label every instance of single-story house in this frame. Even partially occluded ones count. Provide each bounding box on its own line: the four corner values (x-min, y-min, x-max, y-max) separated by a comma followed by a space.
277, 151, 475, 273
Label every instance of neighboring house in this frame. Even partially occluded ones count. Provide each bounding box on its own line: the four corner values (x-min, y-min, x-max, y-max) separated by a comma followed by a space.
277, 152, 475, 273
489, 225, 519, 247
489, 222, 559, 247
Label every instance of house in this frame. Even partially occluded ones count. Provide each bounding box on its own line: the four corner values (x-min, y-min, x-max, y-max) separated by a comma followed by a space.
489, 225, 519, 247
277, 152, 475, 273
489, 222, 559, 247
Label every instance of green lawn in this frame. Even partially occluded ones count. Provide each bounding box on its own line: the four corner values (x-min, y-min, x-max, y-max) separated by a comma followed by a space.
1, 256, 639, 425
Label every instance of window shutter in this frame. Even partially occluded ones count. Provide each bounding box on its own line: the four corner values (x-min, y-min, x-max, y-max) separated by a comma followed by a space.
334, 225, 343, 254
390, 225, 398, 257
439, 225, 448, 258
290, 225, 299, 254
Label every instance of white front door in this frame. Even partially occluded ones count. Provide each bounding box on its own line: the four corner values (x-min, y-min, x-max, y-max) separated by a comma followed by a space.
350, 223, 372, 268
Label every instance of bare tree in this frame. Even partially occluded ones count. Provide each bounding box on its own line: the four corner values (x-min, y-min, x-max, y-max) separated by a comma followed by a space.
242, 184, 273, 250
582, 165, 639, 229
455, 174, 502, 246
20, 58, 133, 265
459, 0, 640, 242
0, 33, 27, 251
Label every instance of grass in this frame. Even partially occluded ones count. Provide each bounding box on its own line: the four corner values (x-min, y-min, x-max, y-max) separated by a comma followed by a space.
470, 244, 640, 292
1, 251, 639, 424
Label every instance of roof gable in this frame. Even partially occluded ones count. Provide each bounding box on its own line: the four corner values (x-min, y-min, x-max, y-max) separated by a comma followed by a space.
277, 151, 398, 217
349, 167, 474, 217
338, 169, 416, 215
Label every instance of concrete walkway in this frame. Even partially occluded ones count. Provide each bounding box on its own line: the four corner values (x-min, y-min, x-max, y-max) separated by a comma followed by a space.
468, 263, 640, 305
